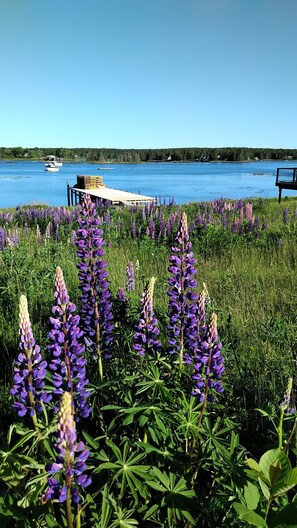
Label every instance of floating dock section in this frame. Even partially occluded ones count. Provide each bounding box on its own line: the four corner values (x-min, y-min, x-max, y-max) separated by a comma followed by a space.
275, 167, 297, 202
67, 175, 156, 207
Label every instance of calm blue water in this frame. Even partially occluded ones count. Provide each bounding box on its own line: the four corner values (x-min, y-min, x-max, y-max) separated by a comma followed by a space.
0, 160, 297, 208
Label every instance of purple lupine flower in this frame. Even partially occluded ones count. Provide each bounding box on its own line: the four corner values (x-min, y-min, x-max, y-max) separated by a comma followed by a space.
248, 219, 254, 233
184, 288, 207, 365
23, 223, 29, 238
131, 219, 137, 239
255, 216, 260, 231
76, 194, 114, 376
192, 313, 224, 402
7, 228, 20, 247
44, 392, 91, 505
48, 267, 91, 420
70, 230, 77, 245
126, 261, 135, 291
116, 287, 128, 304
196, 214, 202, 227
10, 295, 50, 417
104, 211, 111, 226
133, 277, 161, 357
159, 219, 167, 239
167, 212, 198, 369
147, 218, 155, 240
283, 208, 289, 224
262, 220, 268, 231
280, 378, 295, 415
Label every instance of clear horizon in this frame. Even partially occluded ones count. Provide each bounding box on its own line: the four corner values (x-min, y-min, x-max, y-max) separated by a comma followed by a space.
1, 0, 297, 150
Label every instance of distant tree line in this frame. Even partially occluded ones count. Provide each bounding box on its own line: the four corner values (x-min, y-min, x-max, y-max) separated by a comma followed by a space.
0, 146, 297, 163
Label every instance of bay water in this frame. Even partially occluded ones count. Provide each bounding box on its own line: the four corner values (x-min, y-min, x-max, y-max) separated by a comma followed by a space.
0, 160, 297, 208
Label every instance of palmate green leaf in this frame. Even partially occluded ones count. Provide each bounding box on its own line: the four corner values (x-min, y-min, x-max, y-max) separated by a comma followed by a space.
110, 519, 139, 528
233, 502, 268, 527
123, 413, 134, 426
152, 467, 170, 488
100, 485, 113, 528
0, 495, 27, 521
82, 431, 100, 450
147, 481, 167, 492
137, 441, 172, 459
0, 429, 37, 456
147, 426, 158, 443
138, 414, 148, 427
45, 515, 59, 528
143, 503, 160, 520
85, 493, 100, 526
98, 462, 121, 470
17, 478, 47, 508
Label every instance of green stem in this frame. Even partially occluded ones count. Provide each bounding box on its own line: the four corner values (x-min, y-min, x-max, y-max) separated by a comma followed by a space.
65, 486, 73, 528
75, 506, 81, 528
278, 409, 284, 450
65, 446, 74, 528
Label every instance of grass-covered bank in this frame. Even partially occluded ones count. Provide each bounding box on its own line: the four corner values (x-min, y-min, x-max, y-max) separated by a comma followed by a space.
0, 196, 297, 527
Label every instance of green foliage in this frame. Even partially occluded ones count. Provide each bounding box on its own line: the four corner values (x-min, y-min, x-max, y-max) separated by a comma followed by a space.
0, 198, 296, 526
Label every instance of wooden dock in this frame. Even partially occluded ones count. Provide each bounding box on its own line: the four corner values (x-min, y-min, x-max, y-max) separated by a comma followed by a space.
275, 167, 297, 202
67, 177, 156, 207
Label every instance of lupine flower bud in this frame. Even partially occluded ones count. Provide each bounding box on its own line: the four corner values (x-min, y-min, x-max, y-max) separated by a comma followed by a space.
48, 267, 91, 420
126, 261, 135, 291
133, 277, 161, 356
192, 313, 224, 402
11, 295, 50, 417
44, 392, 91, 504
280, 378, 295, 414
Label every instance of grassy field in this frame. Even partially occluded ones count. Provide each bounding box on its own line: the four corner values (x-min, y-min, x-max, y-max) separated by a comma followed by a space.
0, 196, 296, 526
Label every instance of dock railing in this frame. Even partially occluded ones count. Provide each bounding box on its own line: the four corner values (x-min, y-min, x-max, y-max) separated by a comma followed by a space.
275, 168, 297, 202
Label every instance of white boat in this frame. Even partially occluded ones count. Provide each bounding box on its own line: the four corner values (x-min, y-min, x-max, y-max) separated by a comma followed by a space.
45, 162, 59, 172
44, 155, 63, 167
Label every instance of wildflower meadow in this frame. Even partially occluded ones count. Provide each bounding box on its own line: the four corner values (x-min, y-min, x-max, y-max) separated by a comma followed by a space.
0, 194, 297, 527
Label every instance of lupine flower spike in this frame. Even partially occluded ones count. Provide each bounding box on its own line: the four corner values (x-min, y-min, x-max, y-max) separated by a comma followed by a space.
48, 267, 91, 420
126, 261, 135, 291
11, 295, 50, 433
192, 313, 224, 403
44, 392, 91, 524
167, 211, 198, 371
278, 378, 295, 449
133, 277, 161, 357
76, 194, 114, 381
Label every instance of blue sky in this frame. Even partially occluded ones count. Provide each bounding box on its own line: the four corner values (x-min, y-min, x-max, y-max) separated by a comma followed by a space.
1, 0, 297, 149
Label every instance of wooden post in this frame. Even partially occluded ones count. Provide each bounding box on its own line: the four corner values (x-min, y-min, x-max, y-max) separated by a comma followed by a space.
67, 183, 70, 206
278, 186, 282, 203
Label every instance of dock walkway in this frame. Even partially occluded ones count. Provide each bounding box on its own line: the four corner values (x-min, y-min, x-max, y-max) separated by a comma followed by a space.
67, 178, 156, 207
